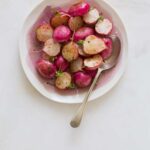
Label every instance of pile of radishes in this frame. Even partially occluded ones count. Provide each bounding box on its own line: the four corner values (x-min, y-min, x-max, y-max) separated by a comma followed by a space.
35, 1, 113, 90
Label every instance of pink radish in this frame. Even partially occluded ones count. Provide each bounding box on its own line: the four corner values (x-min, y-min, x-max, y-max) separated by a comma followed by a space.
43, 38, 61, 57
73, 72, 92, 88
83, 8, 100, 24
51, 12, 70, 28
84, 69, 98, 78
84, 55, 103, 70
54, 56, 69, 71
55, 72, 72, 89
36, 23, 53, 42
100, 38, 113, 59
74, 27, 94, 41
83, 35, 106, 55
68, 2, 90, 16
62, 42, 79, 62
53, 25, 71, 42
69, 16, 84, 31
95, 18, 113, 35
36, 59, 56, 79
70, 57, 83, 73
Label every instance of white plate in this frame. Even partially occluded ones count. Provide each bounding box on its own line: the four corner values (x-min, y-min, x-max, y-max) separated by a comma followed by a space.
19, 0, 128, 104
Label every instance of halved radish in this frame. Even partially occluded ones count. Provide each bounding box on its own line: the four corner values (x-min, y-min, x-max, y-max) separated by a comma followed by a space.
36, 23, 53, 42
51, 12, 70, 28
84, 55, 103, 70
43, 38, 61, 57
68, 2, 90, 16
62, 42, 79, 62
95, 18, 113, 35
70, 57, 83, 73
69, 16, 84, 31
78, 46, 89, 57
74, 27, 94, 41
83, 8, 100, 24
100, 38, 113, 59
55, 72, 72, 89
53, 25, 71, 42
83, 35, 106, 55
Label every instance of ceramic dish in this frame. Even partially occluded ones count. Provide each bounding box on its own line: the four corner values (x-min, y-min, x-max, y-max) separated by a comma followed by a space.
19, 0, 128, 104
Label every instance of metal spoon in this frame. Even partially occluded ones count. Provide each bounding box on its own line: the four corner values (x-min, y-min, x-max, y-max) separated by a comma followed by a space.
70, 35, 121, 128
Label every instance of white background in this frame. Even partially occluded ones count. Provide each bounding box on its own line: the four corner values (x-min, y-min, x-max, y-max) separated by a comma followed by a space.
0, 0, 150, 150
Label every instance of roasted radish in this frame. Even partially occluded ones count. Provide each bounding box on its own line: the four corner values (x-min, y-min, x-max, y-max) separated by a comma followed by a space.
68, 2, 90, 16
73, 72, 92, 88
53, 25, 71, 42
36, 59, 56, 79
83, 8, 99, 24
54, 56, 69, 71
95, 18, 113, 35
70, 57, 83, 73
74, 27, 94, 41
62, 42, 79, 62
78, 46, 89, 57
83, 35, 106, 55
100, 38, 113, 59
51, 12, 70, 28
55, 72, 72, 89
36, 24, 53, 42
43, 38, 61, 57
84, 55, 103, 70
69, 16, 84, 31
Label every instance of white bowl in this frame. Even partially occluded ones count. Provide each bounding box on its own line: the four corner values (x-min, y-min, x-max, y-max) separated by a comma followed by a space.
19, 0, 128, 104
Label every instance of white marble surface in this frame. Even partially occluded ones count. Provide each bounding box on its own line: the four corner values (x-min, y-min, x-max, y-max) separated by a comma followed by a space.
0, 0, 150, 149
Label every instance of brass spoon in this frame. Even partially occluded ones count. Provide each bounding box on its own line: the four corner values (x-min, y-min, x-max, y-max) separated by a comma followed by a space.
70, 35, 121, 128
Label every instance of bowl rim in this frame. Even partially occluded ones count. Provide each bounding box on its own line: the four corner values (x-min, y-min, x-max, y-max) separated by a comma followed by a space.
19, 0, 128, 104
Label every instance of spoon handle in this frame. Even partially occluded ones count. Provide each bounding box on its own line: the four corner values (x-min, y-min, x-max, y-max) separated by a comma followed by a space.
70, 68, 103, 128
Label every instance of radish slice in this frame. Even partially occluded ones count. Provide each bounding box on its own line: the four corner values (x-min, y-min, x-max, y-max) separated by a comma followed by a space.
43, 38, 61, 57
100, 38, 113, 59
68, 2, 90, 16
69, 16, 84, 31
70, 57, 83, 73
36, 24, 53, 42
53, 25, 71, 42
51, 12, 70, 28
55, 72, 72, 89
84, 55, 103, 70
62, 42, 79, 62
83, 35, 106, 55
95, 18, 113, 35
83, 8, 100, 24
74, 27, 94, 41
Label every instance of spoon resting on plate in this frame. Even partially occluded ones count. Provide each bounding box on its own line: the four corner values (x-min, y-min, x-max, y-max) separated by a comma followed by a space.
70, 35, 121, 128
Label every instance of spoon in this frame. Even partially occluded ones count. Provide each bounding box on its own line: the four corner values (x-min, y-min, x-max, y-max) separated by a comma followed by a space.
70, 35, 121, 128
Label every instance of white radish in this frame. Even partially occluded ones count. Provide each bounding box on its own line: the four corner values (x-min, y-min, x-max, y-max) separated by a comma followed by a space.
43, 38, 61, 57
95, 18, 113, 35
83, 35, 106, 55
55, 72, 72, 89
36, 24, 53, 42
83, 8, 100, 24
84, 55, 103, 70
70, 57, 83, 73
62, 42, 79, 62
78, 47, 89, 57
